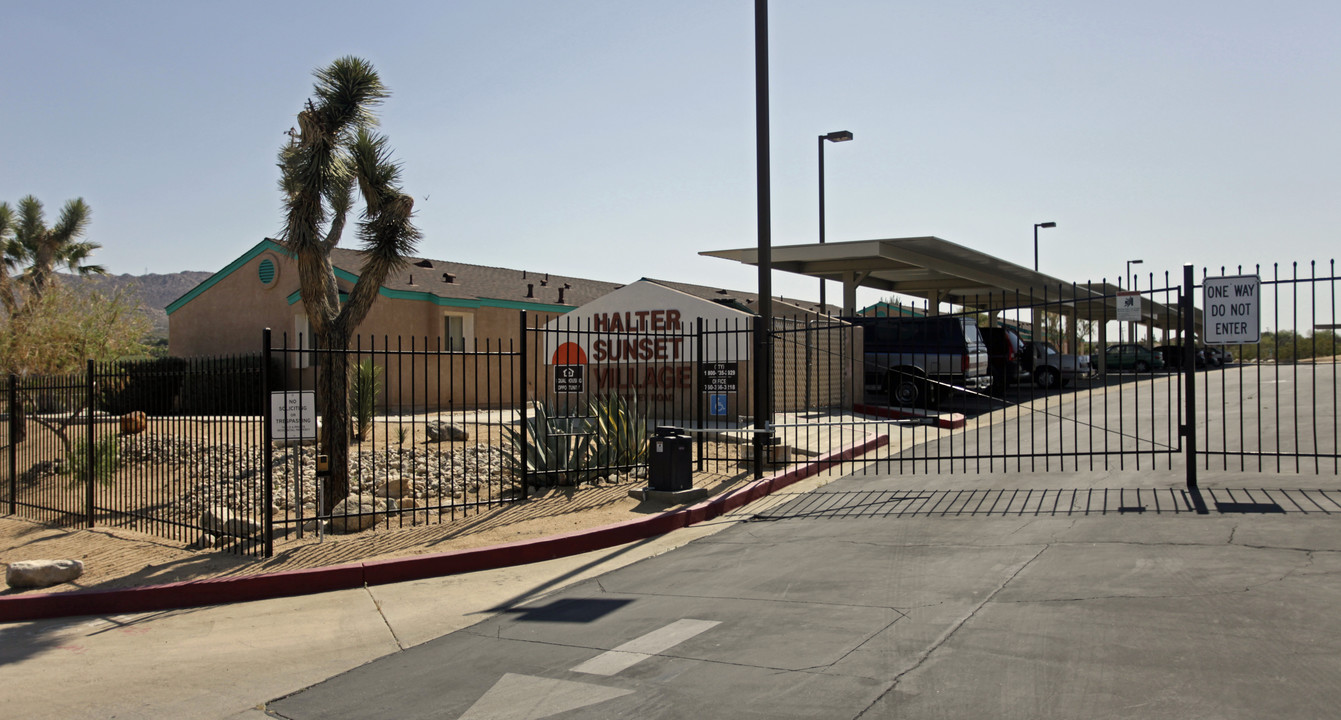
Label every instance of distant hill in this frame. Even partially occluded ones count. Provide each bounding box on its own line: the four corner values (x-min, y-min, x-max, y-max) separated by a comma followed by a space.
61, 271, 213, 337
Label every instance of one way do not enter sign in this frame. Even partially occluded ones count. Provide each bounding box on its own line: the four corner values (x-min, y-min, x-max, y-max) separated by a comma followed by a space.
1203, 275, 1260, 345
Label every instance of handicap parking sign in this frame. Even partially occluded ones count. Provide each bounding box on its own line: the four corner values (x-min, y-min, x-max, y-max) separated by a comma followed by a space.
709, 393, 728, 416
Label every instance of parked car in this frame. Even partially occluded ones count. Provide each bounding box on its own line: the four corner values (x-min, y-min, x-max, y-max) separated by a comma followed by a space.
1204, 346, 1232, 366
1094, 343, 1166, 372
844, 315, 992, 407
979, 326, 1028, 395
1022, 341, 1093, 389
1154, 344, 1206, 369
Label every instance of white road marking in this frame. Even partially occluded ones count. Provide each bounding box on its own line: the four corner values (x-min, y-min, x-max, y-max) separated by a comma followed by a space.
570, 618, 720, 676
458, 673, 633, 720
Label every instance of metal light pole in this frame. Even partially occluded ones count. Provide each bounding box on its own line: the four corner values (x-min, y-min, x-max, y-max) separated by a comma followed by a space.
1126, 258, 1144, 290
1125, 258, 1144, 342
818, 130, 853, 313
1033, 221, 1056, 272
753, 0, 772, 479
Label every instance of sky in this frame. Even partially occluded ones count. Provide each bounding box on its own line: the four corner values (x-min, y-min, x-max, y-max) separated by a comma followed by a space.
4, 0, 1339, 312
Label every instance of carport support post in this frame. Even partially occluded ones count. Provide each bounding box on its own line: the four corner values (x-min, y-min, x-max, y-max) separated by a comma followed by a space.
1182, 264, 1208, 513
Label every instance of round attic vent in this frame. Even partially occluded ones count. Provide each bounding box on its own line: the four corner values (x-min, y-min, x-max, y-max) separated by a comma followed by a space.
258, 258, 276, 285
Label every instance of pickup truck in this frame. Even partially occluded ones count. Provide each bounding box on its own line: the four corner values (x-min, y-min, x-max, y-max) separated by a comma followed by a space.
843, 316, 993, 407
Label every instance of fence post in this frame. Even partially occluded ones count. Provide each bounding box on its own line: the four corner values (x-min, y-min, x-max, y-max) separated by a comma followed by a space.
86, 359, 96, 528
518, 310, 529, 500
7, 374, 15, 515
262, 328, 274, 557
752, 314, 770, 479
1182, 264, 1208, 513
696, 317, 705, 472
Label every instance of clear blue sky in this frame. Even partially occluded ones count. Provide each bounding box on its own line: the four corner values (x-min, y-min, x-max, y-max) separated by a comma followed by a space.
4, 0, 1338, 309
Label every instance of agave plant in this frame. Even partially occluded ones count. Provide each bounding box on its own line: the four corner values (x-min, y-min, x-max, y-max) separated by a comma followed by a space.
501, 402, 596, 486
503, 394, 650, 487
585, 393, 648, 472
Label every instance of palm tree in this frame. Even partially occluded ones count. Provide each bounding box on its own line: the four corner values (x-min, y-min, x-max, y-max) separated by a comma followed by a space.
278, 56, 421, 512
11, 195, 105, 300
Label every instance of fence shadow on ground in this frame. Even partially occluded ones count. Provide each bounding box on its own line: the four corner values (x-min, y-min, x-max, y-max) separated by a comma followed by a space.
750, 487, 1341, 520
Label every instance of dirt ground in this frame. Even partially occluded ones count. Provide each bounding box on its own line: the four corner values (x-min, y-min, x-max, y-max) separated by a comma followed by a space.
0, 468, 753, 598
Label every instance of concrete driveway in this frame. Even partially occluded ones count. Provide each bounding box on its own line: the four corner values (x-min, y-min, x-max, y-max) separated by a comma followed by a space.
265, 468, 1341, 720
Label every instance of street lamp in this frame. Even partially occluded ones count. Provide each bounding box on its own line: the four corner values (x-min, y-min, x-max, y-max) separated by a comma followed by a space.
1033, 221, 1056, 272
818, 130, 854, 313
1126, 259, 1144, 290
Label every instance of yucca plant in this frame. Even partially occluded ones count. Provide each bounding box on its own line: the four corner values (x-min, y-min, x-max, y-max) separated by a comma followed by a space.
351, 359, 382, 441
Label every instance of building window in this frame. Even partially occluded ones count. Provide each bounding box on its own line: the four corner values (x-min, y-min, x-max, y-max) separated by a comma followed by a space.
444, 313, 473, 351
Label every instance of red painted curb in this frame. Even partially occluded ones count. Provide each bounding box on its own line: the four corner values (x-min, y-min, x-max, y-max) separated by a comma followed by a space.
854, 403, 967, 430
0, 434, 888, 623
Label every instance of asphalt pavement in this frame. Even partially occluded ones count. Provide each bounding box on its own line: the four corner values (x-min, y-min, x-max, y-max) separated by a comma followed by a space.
3, 462, 1339, 719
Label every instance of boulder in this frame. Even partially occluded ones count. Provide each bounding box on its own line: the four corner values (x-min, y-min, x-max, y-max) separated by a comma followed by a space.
373, 477, 411, 499
425, 421, 469, 443
200, 507, 263, 537
120, 411, 148, 435
328, 495, 391, 533
6, 559, 85, 589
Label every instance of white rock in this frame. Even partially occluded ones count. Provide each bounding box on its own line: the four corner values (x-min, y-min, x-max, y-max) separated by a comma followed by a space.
6, 559, 85, 589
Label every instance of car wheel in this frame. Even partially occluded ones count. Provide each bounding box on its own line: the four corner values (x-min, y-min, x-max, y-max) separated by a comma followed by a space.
890, 371, 926, 407
1035, 367, 1060, 389
1135, 360, 1150, 372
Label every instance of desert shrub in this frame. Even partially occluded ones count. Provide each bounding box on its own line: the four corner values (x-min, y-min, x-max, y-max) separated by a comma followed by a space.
66, 434, 120, 485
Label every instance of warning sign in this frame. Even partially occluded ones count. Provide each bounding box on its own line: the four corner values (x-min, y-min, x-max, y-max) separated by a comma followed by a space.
1117, 292, 1141, 322
554, 365, 584, 394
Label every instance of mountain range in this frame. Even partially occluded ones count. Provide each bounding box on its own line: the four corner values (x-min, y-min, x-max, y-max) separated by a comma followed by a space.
63, 271, 213, 338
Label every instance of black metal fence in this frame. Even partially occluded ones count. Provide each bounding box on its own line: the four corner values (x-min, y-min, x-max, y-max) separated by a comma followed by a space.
4, 356, 271, 554
4, 264, 1337, 557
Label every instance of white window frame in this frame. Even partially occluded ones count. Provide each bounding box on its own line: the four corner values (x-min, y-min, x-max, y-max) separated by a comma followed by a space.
294, 314, 317, 368
444, 312, 474, 351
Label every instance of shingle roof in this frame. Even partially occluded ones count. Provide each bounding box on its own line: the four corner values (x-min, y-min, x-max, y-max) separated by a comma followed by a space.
327, 246, 623, 308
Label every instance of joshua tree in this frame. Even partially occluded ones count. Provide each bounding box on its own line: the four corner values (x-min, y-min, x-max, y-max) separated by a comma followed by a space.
278, 56, 421, 512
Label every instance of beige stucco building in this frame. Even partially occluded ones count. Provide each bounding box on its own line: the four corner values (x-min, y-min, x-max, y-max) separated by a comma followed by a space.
168, 239, 859, 414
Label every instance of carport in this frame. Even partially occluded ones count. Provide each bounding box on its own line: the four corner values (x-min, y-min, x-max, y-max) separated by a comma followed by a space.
701, 236, 1194, 374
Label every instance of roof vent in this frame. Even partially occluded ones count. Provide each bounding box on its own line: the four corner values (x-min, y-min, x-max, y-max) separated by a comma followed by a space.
414, 259, 433, 268
526, 283, 534, 298
541, 272, 549, 287
558, 287, 566, 304
716, 288, 728, 294
442, 273, 456, 283
563, 283, 571, 289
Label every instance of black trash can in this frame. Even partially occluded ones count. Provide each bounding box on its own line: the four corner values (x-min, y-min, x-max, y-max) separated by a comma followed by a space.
649, 426, 693, 492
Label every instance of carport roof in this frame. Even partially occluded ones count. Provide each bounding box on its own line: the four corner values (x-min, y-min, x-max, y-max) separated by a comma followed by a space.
701, 236, 1192, 330
702, 236, 1098, 309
